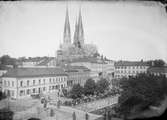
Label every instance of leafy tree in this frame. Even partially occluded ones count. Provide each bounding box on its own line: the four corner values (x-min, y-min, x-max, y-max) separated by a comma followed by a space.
70, 84, 84, 99
147, 59, 165, 67
0, 55, 17, 69
96, 78, 109, 94
0, 108, 14, 120
0, 55, 15, 65
118, 73, 167, 118
84, 78, 96, 95
93, 52, 100, 58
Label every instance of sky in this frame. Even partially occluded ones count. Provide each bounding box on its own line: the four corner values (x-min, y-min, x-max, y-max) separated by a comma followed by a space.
0, 1, 167, 62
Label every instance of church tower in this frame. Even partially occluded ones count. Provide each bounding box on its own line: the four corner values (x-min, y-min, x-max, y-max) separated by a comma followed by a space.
73, 9, 84, 48
78, 9, 84, 46
63, 8, 71, 45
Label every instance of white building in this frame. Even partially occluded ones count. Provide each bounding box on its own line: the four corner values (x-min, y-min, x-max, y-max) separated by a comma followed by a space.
114, 61, 150, 79
2, 68, 68, 99
63, 66, 91, 88
147, 66, 167, 77
70, 57, 115, 82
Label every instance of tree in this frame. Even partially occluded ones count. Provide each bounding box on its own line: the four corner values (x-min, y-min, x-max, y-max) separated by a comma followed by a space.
0, 108, 14, 120
0, 55, 17, 69
70, 84, 84, 99
93, 52, 100, 58
118, 73, 167, 118
84, 78, 96, 95
0, 55, 16, 65
147, 59, 165, 67
96, 78, 109, 94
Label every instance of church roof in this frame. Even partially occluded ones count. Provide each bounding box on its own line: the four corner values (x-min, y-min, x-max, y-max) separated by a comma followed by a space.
37, 57, 54, 66
115, 61, 149, 66
63, 65, 90, 72
3, 67, 67, 78
70, 57, 107, 64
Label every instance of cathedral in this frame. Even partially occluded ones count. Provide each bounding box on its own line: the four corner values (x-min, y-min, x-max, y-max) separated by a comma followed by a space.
56, 8, 98, 64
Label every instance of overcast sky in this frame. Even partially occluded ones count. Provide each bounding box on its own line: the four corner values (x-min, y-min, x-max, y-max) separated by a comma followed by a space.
0, 1, 167, 61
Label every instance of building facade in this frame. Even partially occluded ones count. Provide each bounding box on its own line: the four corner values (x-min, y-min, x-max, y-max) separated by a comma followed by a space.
147, 66, 167, 77
114, 61, 150, 79
2, 68, 68, 99
63, 66, 90, 88
70, 58, 115, 82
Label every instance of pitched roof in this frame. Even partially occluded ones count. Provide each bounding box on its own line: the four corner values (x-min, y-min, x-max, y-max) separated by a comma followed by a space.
37, 58, 54, 66
63, 65, 90, 72
3, 67, 67, 78
147, 67, 167, 73
115, 61, 149, 66
70, 57, 106, 64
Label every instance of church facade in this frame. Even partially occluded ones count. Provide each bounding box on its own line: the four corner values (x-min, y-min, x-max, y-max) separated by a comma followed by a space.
56, 8, 98, 64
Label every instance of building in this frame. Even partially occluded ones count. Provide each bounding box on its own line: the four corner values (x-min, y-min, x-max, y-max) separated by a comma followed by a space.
19, 57, 57, 68
63, 66, 91, 88
1, 68, 68, 99
147, 66, 167, 77
36, 57, 56, 67
70, 57, 115, 82
0, 66, 12, 91
56, 8, 98, 64
114, 61, 150, 79
20, 58, 45, 67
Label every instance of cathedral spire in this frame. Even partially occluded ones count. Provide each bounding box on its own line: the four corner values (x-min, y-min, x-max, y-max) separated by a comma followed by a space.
73, 17, 79, 47
78, 8, 84, 46
63, 7, 71, 44
73, 8, 84, 48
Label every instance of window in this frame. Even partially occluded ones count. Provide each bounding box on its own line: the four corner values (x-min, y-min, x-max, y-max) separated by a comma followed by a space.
49, 78, 51, 83
33, 88, 36, 93
27, 80, 29, 86
8, 81, 10, 87
20, 81, 23, 87
33, 80, 35, 85
11, 91, 14, 96
39, 79, 41, 84
12, 81, 14, 87
20, 90, 24, 96
27, 89, 30, 95
4, 80, 6, 86
43, 79, 45, 84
